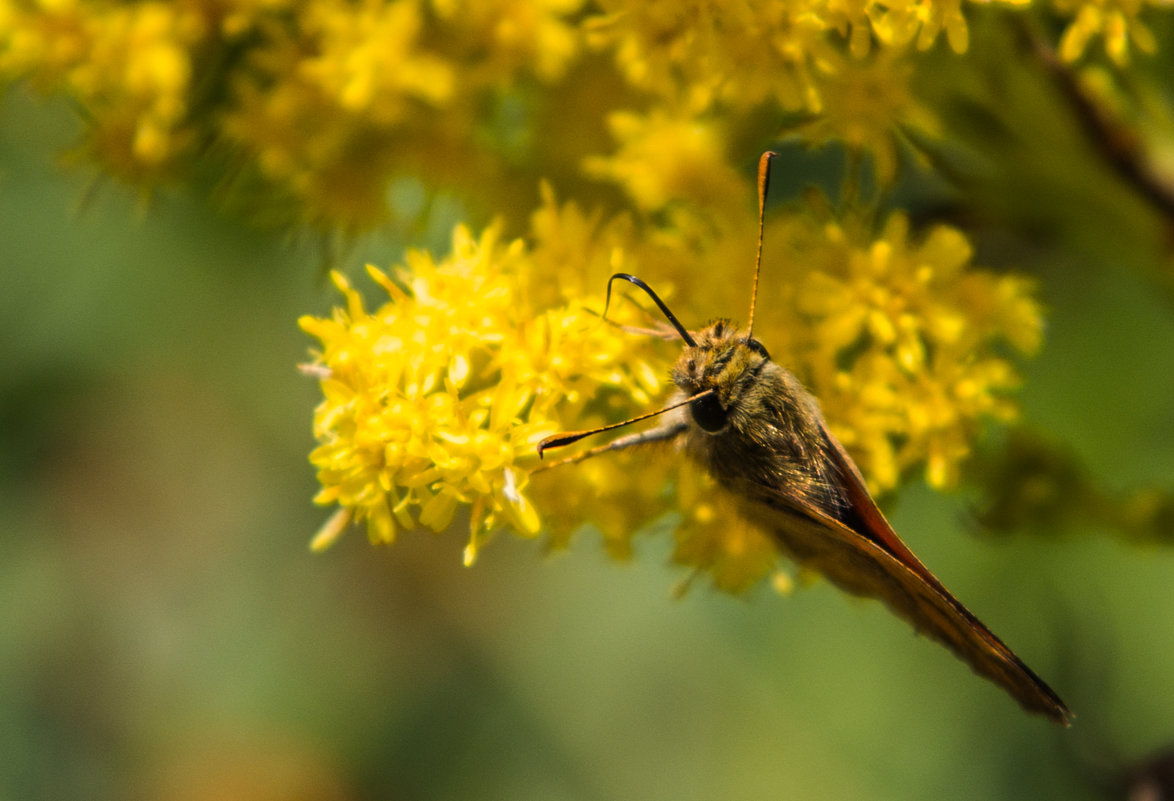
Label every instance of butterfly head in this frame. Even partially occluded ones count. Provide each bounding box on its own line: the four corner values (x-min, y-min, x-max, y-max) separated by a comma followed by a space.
673, 319, 772, 434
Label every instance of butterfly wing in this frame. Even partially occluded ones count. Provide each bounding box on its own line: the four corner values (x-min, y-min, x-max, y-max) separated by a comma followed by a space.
736, 422, 1073, 726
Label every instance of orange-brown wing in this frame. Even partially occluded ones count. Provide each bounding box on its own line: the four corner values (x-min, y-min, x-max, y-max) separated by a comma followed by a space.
734, 423, 1073, 726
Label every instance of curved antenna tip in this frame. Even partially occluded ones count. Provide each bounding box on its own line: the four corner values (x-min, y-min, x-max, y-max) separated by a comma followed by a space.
605, 273, 696, 347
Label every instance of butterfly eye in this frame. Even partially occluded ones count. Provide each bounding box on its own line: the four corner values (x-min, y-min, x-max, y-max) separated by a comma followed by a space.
746, 337, 770, 360
690, 392, 728, 433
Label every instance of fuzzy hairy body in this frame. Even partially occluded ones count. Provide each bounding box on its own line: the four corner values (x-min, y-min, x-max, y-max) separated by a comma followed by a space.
672, 319, 845, 519
667, 319, 1072, 726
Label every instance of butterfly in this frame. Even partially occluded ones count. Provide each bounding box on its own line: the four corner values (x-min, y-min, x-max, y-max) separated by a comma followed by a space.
538, 152, 1072, 726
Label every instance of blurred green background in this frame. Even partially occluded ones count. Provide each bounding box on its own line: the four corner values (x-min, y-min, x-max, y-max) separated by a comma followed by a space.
3, 77, 1174, 801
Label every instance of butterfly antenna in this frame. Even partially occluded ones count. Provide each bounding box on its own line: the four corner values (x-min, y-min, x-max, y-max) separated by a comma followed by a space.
604, 273, 696, 347
746, 151, 776, 338
537, 389, 714, 458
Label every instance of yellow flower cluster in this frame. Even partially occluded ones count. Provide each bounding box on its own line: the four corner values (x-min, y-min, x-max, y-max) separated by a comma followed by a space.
790, 49, 940, 185
0, 0, 586, 225
5, 0, 1167, 227
1052, 0, 1166, 64
582, 109, 745, 213
586, 0, 987, 116
0, 0, 204, 181
221, 0, 457, 226
765, 204, 1044, 493
300, 208, 667, 564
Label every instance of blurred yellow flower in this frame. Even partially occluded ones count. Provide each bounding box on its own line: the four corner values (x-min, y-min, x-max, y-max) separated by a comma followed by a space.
868, 0, 974, 53
672, 464, 782, 594
531, 448, 674, 560
432, 0, 587, 82
1052, 0, 1163, 64
797, 48, 940, 185
298, 0, 455, 120
221, 0, 456, 226
7, 0, 1164, 230
583, 107, 744, 211
0, 0, 204, 179
586, 0, 839, 112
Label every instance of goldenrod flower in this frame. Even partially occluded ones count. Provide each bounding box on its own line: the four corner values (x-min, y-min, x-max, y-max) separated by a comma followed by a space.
797, 48, 940, 185
0, 0, 204, 179
301, 212, 665, 563
869, 0, 974, 53
586, 0, 840, 112
583, 0, 1037, 116
0, 0, 587, 226
8, 0, 1164, 231
532, 448, 674, 560
774, 205, 1043, 492
432, 0, 587, 83
1052, 0, 1162, 64
583, 107, 745, 212
221, 0, 457, 226
302, 228, 534, 562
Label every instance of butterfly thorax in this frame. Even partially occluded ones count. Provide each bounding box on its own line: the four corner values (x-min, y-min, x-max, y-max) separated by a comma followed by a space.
671, 319, 847, 515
